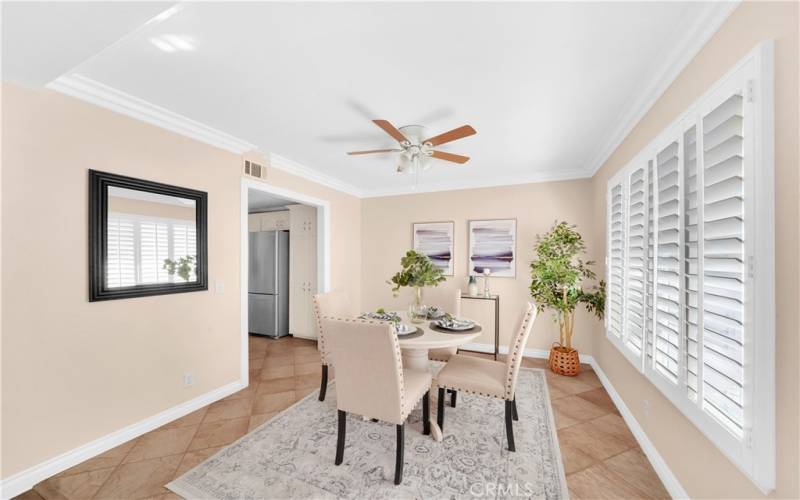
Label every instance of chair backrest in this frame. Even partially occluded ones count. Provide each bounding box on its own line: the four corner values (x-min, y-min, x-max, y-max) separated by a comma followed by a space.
504, 302, 538, 399
423, 287, 461, 316
313, 291, 353, 363
321, 317, 405, 424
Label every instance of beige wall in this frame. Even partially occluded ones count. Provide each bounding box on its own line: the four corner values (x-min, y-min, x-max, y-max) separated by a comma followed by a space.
589, 2, 798, 498
108, 196, 196, 221
0, 83, 361, 479
360, 179, 602, 354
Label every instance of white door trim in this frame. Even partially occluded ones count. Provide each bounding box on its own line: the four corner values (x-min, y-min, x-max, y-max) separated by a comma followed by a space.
240, 178, 331, 380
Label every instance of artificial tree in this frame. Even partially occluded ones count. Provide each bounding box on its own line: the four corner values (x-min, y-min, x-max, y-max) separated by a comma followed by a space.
388, 250, 446, 322
529, 222, 605, 373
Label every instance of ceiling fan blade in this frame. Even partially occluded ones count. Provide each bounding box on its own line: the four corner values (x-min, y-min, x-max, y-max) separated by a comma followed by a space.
346, 149, 401, 155
423, 125, 476, 147
430, 150, 470, 164
372, 119, 409, 144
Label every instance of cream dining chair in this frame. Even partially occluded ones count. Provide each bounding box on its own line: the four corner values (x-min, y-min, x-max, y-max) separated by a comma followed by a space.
312, 291, 354, 401
425, 287, 462, 407
322, 317, 432, 485
435, 301, 537, 452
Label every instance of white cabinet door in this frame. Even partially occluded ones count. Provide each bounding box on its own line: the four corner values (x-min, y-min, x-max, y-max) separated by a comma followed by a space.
288, 204, 318, 339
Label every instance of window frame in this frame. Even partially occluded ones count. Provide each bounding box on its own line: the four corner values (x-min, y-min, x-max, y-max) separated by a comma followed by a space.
604, 41, 775, 493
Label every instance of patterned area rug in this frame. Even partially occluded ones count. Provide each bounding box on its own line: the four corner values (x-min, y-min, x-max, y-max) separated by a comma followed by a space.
168, 365, 568, 499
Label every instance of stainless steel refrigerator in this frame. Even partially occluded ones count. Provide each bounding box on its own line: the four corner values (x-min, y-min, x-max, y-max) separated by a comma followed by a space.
248, 230, 290, 337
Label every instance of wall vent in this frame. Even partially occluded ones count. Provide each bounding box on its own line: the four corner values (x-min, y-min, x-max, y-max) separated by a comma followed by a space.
243, 159, 267, 180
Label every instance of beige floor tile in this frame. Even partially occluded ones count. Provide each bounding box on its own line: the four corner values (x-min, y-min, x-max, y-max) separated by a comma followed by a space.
248, 412, 278, 432
576, 387, 619, 414
558, 418, 633, 462
203, 398, 253, 423
604, 449, 670, 499
590, 413, 638, 449
188, 418, 249, 451
223, 382, 259, 401
35, 467, 115, 500
257, 376, 296, 395
295, 386, 316, 400
173, 446, 223, 478
294, 372, 321, 389
567, 463, 650, 500
252, 390, 296, 414
248, 356, 265, 369
54, 440, 137, 477
94, 455, 181, 500
14, 490, 46, 500
551, 395, 611, 429
260, 354, 295, 367
123, 426, 198, 464
294, 361, 321, 376
259, 364, 294, 380
293, 351, 321, 365
161, 408, 207, 429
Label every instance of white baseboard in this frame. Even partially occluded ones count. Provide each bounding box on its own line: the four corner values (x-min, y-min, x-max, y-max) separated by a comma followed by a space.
587, 359, 689, 499
458, 342, 596, 365
0, 380, 246, 499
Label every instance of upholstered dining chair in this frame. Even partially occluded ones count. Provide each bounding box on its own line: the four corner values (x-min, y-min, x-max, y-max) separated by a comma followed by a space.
435, 301, 537, 452
425, 287, 462, 407
313, 291, 354, 401
322, 317, 432, 485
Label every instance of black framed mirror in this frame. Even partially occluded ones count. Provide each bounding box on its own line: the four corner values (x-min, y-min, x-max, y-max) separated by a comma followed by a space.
89, 170, 208, 301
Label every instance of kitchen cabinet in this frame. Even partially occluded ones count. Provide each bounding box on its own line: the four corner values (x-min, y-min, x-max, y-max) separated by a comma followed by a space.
288, 204, 317, 339
248, 211, 290, 232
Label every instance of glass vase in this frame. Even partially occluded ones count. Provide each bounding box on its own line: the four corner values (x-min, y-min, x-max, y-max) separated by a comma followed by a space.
408, 286, 427, 324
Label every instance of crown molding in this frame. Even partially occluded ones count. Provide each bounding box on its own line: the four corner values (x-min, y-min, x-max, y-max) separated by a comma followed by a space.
267, 153, 365, 198
584, 0, 740, 177
360, 167, 588, 198
46, 73, 257, 154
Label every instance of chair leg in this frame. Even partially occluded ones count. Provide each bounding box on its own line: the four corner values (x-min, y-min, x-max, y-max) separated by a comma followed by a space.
512, 396, 519, 421
422, 391, 431, 435
318, 364, 328, 402
437, 387, 445, 433
450, 389, 457, 408
394, 423, 405, 485
505, 400, 516, 452
335, 410, 346, 465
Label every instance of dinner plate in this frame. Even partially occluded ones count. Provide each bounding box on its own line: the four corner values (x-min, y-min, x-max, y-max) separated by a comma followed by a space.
395, 323, 416, 335
434, 318, 475, 331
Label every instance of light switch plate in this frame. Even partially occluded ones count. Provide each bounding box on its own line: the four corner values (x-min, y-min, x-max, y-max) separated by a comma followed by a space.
215, 281, 225, 294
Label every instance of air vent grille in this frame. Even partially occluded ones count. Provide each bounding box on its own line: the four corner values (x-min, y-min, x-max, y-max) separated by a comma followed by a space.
243, 159, 267, 180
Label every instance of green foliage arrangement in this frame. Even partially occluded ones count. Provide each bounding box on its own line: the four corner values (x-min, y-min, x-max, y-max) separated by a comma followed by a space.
388, 250, 446, 295
163, 256, 196, 282
529, 222, 605, 350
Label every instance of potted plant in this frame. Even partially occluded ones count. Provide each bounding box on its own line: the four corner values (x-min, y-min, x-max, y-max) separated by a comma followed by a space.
529, 222, 605, 376
388, 250, 446, 323
163, 256, 197, 282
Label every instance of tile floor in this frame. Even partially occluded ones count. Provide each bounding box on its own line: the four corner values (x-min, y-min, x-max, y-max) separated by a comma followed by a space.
19, 335, 668, 500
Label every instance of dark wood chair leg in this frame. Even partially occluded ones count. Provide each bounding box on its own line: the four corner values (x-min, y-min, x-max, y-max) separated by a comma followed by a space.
394, 423, 405, 485
335, 410, 346, 465
505, 400, 516, 452
437, 387, 445, 432
450, 389, 457, 408
512, 396, 518, 421
422, 391, 431, 435
318, 364, 329, 401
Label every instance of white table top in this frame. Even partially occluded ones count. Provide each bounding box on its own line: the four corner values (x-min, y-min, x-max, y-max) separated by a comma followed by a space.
394, 311, 482, 350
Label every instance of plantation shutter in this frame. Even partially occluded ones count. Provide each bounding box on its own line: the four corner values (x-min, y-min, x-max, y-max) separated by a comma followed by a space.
140, 221, 170, 283
625, 166, 647, 357
645, 160, 655, 363
684, 125, 700, 400
607, 180, 625, 339
654, 138, 683, 383
172, 223, 197, 282
700, 91, 746, 437
107, 216, 136, 288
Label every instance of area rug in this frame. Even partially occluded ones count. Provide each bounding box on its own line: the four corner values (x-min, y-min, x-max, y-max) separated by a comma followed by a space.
168, 365, 568, 499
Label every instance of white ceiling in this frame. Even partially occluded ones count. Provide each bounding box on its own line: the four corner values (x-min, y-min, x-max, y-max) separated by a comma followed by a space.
248, 189, 292, 213
3, 2, 737, 197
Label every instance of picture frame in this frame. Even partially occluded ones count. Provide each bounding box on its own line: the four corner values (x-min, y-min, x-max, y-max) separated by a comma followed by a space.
412, 221, 455, 276
467, 218, 516, 278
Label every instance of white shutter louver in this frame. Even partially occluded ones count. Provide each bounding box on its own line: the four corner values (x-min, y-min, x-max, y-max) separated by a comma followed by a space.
107, 216, 136, 288
140, 221, 170, 283
646, 160, 655, 363
172, 223, 198, 282
684, 125, 700, 401
700, 93, 745, 437
607, 182, 625, 339
654, 140, 682, 383
625, 167, 647, 356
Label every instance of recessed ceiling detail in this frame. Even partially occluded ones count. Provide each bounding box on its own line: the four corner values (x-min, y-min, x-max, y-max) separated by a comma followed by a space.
7, 2, 739, 197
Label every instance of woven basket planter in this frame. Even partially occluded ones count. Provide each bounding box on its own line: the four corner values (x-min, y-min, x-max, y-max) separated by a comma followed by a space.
549, 343, 581, 376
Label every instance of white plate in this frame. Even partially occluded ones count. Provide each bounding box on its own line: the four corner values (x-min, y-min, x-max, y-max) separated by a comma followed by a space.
435, 319, 475, 331
395, 323, 416, 335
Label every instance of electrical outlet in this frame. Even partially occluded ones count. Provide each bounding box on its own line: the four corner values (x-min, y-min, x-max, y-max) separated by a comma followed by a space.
643, 399, 650, 419
184, 373, 194, 387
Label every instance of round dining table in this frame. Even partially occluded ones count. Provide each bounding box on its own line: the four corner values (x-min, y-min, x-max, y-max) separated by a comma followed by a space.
394, 311, 482, 441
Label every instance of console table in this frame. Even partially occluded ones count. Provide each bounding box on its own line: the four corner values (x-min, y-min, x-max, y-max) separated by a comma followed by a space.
460, 293, 500, 360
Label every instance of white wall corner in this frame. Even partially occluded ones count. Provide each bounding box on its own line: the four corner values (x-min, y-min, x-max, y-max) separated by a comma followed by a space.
584, 0, 741, 177
0, 380, 246, 500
